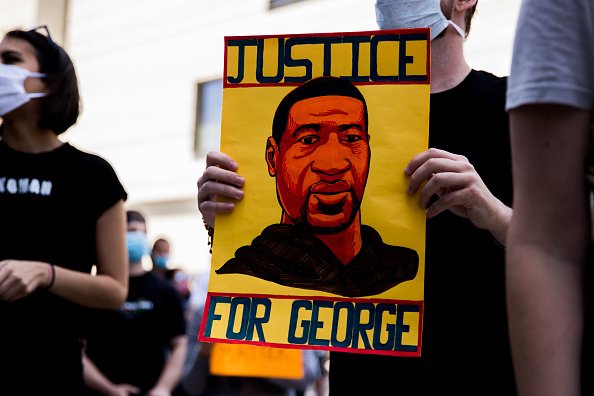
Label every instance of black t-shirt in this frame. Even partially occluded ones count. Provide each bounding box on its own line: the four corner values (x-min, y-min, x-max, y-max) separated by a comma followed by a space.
329, 70, 516, 395
85, 272, 187, 394
0, 141, 127, 395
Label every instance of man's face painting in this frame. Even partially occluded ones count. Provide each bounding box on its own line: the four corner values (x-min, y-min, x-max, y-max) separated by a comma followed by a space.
274, 95, 370, 233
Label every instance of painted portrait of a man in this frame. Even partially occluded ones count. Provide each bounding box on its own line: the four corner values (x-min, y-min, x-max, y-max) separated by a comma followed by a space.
216, 76, 419, 297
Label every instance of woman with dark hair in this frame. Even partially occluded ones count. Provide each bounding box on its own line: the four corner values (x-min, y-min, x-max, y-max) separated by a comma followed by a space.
0, 26, 129, 395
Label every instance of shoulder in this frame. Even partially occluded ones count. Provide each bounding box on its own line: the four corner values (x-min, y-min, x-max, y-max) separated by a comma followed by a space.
461, 70, 509, 113
63, 143, 127, 203
145, 272, 176, 291
469, 70, 507, 96
507, 0, 593, 110
63, 143, 117, 172
142, 273, 185, 306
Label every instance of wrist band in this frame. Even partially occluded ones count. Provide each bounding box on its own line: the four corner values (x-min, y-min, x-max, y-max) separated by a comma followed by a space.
202, 218, 214, 254
45, 263, 55, 289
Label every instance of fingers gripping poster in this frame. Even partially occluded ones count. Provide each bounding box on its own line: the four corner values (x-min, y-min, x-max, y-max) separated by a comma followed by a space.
200, 29, 430, 359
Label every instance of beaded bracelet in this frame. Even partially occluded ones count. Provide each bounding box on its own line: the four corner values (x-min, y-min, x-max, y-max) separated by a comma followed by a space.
203, 218, 214, 254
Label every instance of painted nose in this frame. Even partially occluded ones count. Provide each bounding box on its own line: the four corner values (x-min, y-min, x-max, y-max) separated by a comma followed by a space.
310, 134, 351, 175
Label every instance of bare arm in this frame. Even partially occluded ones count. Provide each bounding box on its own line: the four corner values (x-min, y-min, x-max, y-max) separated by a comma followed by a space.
53, 199, 128, 308
0, 200, 128, 308
405, 148, 512, 245
83, 352, 140, 396
148, 335, 188, 396
507, 104, 590, 396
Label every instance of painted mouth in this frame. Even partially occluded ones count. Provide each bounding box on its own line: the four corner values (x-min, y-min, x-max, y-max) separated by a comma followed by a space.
310, 180, 350, 194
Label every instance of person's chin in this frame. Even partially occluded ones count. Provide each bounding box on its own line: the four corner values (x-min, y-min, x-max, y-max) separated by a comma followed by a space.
306, 212, 352, 234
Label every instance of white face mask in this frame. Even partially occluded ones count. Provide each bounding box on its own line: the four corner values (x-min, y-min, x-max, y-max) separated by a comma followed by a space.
0, 63, 47, 117
375, 0, 466, 41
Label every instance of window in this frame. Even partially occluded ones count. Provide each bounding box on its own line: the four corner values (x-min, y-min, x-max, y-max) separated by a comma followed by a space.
269, 0, 308, 10
194, 79, 223, 156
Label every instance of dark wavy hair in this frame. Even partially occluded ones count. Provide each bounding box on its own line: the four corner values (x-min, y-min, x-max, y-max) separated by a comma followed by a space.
5, 28, 81, 134
271, 76, 369, 145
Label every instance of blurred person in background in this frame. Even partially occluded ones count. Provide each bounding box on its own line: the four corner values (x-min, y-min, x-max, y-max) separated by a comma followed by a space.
151, 237, 171, 279
0, 26, 128, 395
151, 237, 191, 308
166, 267, 191, 310
84, 210, 187, 396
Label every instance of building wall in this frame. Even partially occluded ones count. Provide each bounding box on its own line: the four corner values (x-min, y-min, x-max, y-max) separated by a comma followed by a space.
0, 0, 521, 275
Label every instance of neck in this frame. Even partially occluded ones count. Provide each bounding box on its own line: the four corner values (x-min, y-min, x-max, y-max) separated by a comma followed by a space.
316, 224, 362, 265
1, 119, 62, 153
430, 27, 472, 93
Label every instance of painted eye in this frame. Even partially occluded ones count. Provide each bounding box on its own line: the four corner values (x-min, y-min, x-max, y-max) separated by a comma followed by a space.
343, 135, 363, 143
298, 135, 320, 145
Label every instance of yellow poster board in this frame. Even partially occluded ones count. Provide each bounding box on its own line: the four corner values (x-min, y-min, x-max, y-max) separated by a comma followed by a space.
210, 343, 303, 379
200, 28, 430, 358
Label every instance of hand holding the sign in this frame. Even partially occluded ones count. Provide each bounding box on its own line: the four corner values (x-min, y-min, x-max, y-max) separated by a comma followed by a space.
197, 151, 245, 228
0, 259, 51, 301
405, 148, 511, 245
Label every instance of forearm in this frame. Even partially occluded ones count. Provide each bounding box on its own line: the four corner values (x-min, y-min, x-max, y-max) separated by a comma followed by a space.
506, 239, 583, 396
152, 336, 188, 393
0, 259, 126, 306
50, 267, 127, 309
54, 199, 128, 309
487, 201, 512, 246
83, 354, 117, 395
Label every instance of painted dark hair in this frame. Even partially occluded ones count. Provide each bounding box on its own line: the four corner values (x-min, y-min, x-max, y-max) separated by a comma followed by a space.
271, 76, 368, 144
5, 28, 81, 134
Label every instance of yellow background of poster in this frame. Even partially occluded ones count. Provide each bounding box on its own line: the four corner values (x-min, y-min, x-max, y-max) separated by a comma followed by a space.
210, 83, 428, 300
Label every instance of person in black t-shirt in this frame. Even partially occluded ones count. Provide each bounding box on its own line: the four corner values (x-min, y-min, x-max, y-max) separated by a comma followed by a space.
196, 0, 515, 394
84, 210, 188, 395
0, 26, 128, 395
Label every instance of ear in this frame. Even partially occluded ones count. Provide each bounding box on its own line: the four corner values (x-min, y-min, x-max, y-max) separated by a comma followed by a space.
455, 0, 477, 12
266, 136, 278, 177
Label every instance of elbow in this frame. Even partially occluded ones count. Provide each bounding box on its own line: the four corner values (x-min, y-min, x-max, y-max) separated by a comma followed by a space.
105, 282, 128, 309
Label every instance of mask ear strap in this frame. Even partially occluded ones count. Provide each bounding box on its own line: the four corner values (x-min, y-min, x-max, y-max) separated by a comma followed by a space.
448, 20, 466, 39
27, 71, 48, 99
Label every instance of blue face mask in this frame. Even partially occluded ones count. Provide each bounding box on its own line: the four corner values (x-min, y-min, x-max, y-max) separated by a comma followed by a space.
375, 0, 465, 41
152, 254, 169, 269
127, 231, 149, 264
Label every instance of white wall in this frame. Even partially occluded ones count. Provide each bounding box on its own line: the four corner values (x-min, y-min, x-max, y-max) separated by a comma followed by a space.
0, 0, 522, 276
465, 0, 522, 76
0, 0, 38, 31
